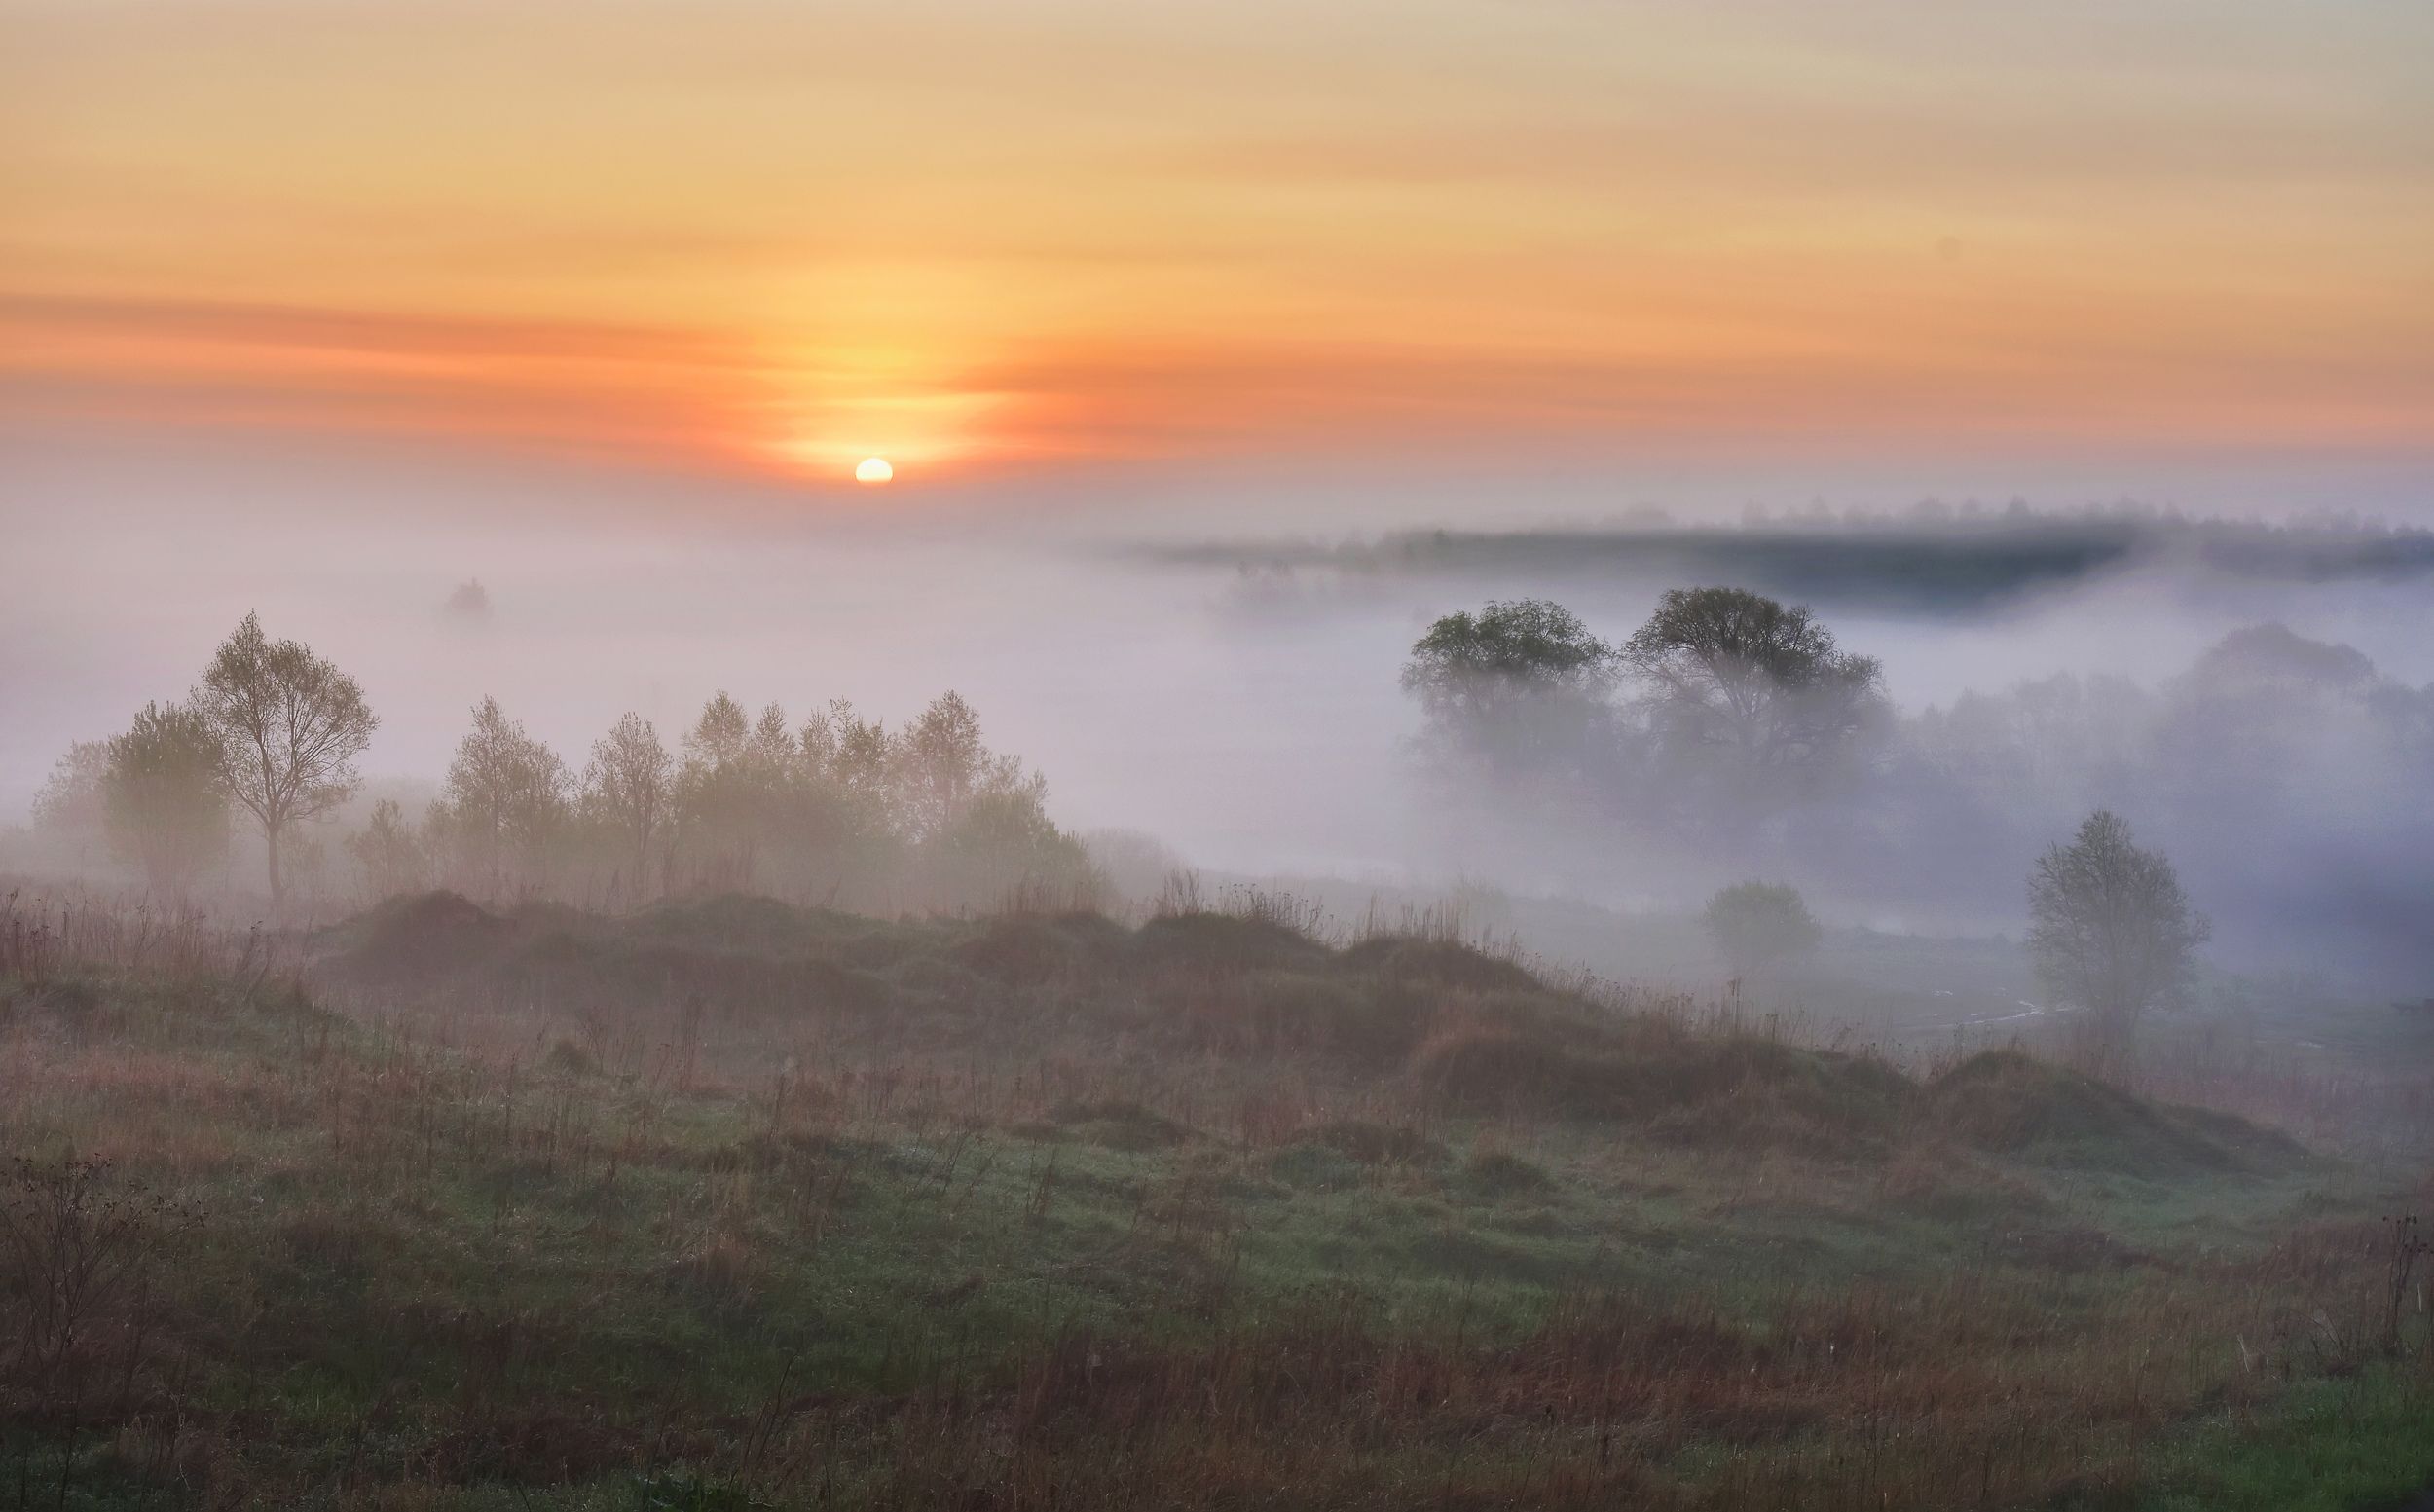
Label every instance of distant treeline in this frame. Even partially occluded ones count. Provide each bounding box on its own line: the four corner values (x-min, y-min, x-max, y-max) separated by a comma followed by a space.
1156, 507, 2434, 618
15, 615, 1096, 916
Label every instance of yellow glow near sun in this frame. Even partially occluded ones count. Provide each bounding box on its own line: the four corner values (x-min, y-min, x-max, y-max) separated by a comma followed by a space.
855, 456, 894, 484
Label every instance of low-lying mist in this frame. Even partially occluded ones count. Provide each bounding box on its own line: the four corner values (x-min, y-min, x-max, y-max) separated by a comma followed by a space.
7, 454, 2431, 995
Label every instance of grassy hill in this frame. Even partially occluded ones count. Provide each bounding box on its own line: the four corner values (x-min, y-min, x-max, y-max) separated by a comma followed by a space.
1, 890, 2427, 1510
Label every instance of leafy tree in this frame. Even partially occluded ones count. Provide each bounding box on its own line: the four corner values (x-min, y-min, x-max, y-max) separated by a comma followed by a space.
1701, 881, 1823, 976
193, 613, 379, 903
2027, 810, 2209, 1048
582, 712, 673, 895
429, 697, 570, 898
1401, 599, 1618, 778
100, 702, 230, 899
1622, 586, 1886, 810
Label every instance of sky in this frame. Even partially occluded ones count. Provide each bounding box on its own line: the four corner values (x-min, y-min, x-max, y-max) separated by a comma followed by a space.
4, 0, 2431, 500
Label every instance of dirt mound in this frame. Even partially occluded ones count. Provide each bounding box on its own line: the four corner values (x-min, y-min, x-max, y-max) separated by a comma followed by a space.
313, 890, 520, 985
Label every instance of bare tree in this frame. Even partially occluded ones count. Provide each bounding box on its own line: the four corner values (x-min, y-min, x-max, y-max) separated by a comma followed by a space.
2027, 809, 2210, 1051
100, 702, 230, 899
193, 613, 378, 904
582, 712, 673, 896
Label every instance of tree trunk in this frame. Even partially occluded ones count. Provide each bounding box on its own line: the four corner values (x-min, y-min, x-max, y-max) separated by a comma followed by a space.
265, 823, 285, 904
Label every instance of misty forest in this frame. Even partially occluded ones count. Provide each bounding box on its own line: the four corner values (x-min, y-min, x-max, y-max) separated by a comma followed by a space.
8, 1, 2434, 1508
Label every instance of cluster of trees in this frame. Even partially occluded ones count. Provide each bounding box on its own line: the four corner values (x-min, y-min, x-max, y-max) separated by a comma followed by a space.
1402, 587, 1891, 834
31, 614, 376, 904
25, 614, 1096, 915
1405, 588, 2434, 988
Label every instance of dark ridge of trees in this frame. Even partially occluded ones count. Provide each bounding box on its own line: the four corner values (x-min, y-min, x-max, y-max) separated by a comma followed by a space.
1152, 509, 2434, 619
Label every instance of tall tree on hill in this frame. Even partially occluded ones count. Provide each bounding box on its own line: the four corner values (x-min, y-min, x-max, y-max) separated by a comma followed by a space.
193, 613, 378, 904
2027, 809, 2209, 1051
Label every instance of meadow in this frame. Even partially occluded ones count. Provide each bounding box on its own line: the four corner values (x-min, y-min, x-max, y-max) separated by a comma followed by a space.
1, 886, 2428, 1510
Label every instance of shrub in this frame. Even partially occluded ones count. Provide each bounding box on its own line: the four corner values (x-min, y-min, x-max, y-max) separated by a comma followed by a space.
1702, 881, 1823, 975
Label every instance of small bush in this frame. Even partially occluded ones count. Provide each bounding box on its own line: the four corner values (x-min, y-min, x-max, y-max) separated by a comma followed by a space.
1702, 881, 1823, 974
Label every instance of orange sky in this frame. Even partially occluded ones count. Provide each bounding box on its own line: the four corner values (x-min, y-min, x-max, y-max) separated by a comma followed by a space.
4, 0, 2430, 487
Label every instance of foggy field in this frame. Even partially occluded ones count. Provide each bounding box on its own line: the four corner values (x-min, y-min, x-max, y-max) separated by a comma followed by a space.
9, 0, 2434, 1503
7, 500, 2433, 1511
2, 889, 2429, 1510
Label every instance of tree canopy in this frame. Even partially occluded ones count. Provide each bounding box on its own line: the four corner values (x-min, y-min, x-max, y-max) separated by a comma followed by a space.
1621, 586, 1887, 793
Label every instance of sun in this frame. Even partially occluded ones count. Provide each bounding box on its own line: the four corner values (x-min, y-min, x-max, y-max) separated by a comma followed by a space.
854, 456, 894, 485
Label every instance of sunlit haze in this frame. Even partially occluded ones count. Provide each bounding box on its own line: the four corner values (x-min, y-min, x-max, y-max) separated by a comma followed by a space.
4, 1, 2430, 491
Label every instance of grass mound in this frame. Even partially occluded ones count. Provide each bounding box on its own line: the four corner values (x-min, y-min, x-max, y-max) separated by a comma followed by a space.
1134, 910, 1331, 973
308, 895, 2304, 1181
1335, 935, 1540, 993
314, 889, 520, 982
1410, 1014, 1913, 1150
1929, 1051, 2307, 1175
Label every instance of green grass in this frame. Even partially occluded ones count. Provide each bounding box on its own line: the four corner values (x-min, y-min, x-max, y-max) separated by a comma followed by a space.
1, 891, 2427, 1509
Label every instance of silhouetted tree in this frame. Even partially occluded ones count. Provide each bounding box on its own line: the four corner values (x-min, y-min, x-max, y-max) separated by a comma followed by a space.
2027, 810, 2208, 1049
1623, 586, 1885, 816
193, 613, 378, 903
1701, 881, 1823, 976
100, 702, 230, 899
1401, 599, 1618, 778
